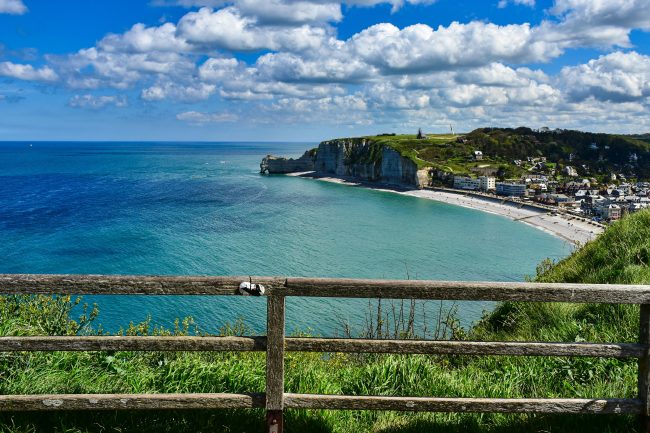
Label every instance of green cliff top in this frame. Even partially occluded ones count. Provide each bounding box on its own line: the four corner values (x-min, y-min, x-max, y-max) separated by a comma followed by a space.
327, 128, 650, 180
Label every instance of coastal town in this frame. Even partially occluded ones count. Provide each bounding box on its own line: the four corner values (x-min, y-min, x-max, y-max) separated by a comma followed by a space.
414, 127, 650, 224
450, 160, 650, 223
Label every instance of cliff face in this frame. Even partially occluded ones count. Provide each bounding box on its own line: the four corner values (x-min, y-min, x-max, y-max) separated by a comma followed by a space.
316, 138, 430, 188
262, 138, 430, 188
260, 150, 315, 174
380, 147, 429, 187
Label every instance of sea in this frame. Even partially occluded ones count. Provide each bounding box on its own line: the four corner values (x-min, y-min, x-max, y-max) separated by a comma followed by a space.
0, 141, 571, 336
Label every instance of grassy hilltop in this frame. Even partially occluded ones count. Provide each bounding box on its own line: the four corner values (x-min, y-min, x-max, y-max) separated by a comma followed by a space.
355, 128, 650, 181
1, 210, 650, 432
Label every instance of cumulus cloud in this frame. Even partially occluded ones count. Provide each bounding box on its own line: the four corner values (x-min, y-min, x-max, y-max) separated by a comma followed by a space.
455, 63, 546, 87
176, 7, 331, 52
232, 0, 342, 25
544, 0, 650, 48
0, 62, 58, 81
176, 110, 239, 123
348, 22, 559, 74
559, 51, 650, 102
68, 94, 128, 109
255, 51, 373, 83
99, 23, 191, 53
0, 0, 27, 14
49, 48, 196, 89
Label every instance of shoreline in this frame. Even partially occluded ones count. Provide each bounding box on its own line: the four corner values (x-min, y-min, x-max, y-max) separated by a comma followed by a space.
287, 172, 604, 246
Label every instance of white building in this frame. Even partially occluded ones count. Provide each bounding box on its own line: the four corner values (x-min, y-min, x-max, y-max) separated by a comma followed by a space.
496, 182, 526, 197
479, 176, 496, 191
454, 176, 480, 190
563, 166, 578, 177
473, 150, 483, 161
454, 176, 495, 192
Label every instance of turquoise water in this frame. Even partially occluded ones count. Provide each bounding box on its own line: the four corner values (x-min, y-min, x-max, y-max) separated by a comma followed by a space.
0, 142, 570, 335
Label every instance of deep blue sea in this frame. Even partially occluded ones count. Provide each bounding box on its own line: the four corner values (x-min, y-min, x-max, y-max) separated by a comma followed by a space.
0, 142, 570, 336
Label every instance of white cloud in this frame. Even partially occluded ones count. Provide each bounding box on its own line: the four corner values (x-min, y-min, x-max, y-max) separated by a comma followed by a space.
349, 22, 559, 74
559, 51, 650, 102
455, 63, 544, 87
176, 110, 239, 123
68, 94, 128, 109
0, 0, 27, 14
176, 7, 330, 52
544, 0, 650, 48
365, 82, 431, 109
0, 62, 58, 81
198, 57, 243, 81
50, 48, 196, 89
255, 51, 373, 83
141, 81, 217, 101
233, 0, 342, 25
99, 23, 191, 53
497, 0, 534, 8
154, 0, 435, 15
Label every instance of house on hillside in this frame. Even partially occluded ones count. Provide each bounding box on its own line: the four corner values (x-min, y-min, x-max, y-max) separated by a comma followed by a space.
473, 150, 483, 161
563, 166, 578, 177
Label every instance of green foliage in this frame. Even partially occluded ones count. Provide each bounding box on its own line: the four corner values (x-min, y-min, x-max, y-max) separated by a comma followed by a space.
349, 128, 650, 181
465, 127, 650, 178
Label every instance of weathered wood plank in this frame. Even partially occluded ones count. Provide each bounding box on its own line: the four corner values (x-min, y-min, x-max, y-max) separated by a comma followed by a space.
1, 274, 650, 303
280, 278, 650, 303
285, 338, 646, 359
0, 337, 643, 359
0, 274, 285, 295
0, 336, 267, 352
283, 394, 642, 414
638, 304, 650, 431
0, 393, 640, 415
266, 295, 285, 411
0, 393, 265, 411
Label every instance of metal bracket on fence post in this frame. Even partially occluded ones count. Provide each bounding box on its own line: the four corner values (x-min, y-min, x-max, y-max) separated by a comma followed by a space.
266, 293, 285, 433
639, 304, 650, 433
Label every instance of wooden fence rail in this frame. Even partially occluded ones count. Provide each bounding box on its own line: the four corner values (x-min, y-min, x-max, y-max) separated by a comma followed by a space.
0, 274, 649, 432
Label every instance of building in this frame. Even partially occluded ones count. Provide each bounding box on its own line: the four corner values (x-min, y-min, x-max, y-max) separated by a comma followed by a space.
454, 176, 480, 190
416, 128, 427, 139
496, 182, 526, 197
473, 150, 483, 161
454, 176, 495, 192
603, 204, 621, 220
563, 166, 578, 177
479, 176, 496, 192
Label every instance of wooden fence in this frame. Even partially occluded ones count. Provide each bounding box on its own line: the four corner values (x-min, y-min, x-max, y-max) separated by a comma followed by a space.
1, 274, 650, 432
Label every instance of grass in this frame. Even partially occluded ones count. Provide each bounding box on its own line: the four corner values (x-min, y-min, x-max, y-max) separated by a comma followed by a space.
334, 134, 526, 177
2, 210, 650, 432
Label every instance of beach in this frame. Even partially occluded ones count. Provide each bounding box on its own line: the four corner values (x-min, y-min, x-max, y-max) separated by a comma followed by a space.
288, 172, 604, 246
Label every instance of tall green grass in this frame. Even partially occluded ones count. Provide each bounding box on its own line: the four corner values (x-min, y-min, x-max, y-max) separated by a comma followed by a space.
2, 210, 650, 432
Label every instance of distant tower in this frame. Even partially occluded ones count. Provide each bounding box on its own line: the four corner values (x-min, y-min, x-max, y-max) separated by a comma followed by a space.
417, 128, 427, 139
450, 124, 454, 136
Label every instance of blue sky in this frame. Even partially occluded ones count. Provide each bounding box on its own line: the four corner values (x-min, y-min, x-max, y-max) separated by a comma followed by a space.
0, 0, 649, 141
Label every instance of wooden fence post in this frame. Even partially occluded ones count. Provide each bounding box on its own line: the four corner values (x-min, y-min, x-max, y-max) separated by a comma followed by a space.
266, 294, 285, 433
639, 304, 650, 432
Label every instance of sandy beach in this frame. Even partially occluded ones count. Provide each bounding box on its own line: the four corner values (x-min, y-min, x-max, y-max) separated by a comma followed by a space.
287, 172, 604, 246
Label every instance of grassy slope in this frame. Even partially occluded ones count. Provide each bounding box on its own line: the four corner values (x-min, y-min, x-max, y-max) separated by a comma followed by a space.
360, 134, 501, 174
2, 210, 650, 432
352, 128, 650, 181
